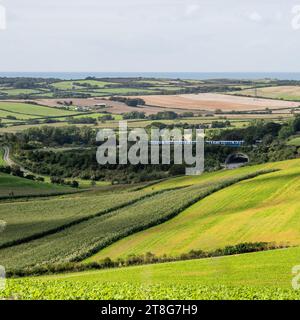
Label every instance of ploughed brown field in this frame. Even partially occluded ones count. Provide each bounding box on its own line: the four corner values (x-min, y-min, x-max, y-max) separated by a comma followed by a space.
135, 93, 299, 112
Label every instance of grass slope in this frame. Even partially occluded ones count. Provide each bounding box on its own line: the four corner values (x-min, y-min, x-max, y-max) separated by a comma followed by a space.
0, 102, 80, 117
0, 173, 74, 198
3, 246, 300, 299
232, 85, 300, 101
143, 160, 288, 192
0, 170, 267, 270
88, 158, 300, 261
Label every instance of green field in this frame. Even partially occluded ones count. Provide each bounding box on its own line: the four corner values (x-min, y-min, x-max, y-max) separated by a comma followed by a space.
2, 246, 300, 299
0, 108, 40, 120
0, 173, 74, 198
51, 80, 119, 90
88, 159, 300, 261
96, 88, 157, 95
232, 85, 300, 101
0, 102, 81, 117
0, 189, 153, 248
0, 89, 42, 96
0, 169, 268, 270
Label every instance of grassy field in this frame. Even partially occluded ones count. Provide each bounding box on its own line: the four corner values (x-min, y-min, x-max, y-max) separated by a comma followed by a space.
0, 102, 81, 117
2, 246, 300, 299
0, 108, 40, 120
143, 161, 280, 192
0, 89, 42, 96
232, 85, 300, 101
51, 80, 119, 90
0, 173, 74, 198
0, 170, 268, 270
88, 159, 300, 261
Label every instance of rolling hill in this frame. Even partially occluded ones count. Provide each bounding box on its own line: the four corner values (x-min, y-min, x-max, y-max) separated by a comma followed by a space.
87, 158, 300, 261
0, 173, 75, 198
0, 168, 271, 270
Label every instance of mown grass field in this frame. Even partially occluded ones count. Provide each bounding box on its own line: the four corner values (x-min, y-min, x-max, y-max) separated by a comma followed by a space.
88, 159, 300, 261
2, 246, 300, 300
0, 170, 267, 270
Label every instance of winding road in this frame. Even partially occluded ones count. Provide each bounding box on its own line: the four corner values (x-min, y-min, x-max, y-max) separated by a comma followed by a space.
3, 146, 29, 174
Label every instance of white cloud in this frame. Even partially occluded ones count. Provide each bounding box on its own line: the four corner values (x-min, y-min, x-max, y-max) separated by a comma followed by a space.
0, 4, 6, 30
185, 4, 200, 17
248, 11, 263, 22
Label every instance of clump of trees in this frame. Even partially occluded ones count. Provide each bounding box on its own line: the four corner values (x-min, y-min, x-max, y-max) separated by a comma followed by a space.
98, 114, 114, 121
109, 96, 145, 107
67, 117, 97, 125
149, 111, 178, 120
50, 176, 79, 188
123, 111, 146, 120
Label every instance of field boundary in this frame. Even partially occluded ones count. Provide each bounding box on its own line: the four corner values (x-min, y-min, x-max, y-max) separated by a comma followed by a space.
7, 241, 287, 277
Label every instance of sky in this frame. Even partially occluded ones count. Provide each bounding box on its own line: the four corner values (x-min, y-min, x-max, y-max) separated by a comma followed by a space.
0, 0, 300, 72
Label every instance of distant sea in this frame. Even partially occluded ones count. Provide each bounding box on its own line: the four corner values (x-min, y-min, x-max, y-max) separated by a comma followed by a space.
1, 72, 300, 81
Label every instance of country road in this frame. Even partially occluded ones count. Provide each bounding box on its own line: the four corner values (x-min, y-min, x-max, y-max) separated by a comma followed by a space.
3, 146, 15, 167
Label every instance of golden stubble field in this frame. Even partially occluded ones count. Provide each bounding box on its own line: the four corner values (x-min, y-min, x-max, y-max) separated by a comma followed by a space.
135, 93, 299, 112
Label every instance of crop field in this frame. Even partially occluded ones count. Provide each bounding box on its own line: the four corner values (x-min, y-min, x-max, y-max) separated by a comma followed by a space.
142, 160, 283, 191
2, 246, 300, 300
232, 85, 300, 101
0, 189, 153, 248
88, 159, 300, 260
0, 170, 268, 270
136, 93, 299, 112
0, 173, 74, 198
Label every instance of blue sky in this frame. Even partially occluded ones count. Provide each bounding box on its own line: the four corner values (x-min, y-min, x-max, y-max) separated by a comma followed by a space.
0, 0, 299, 72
